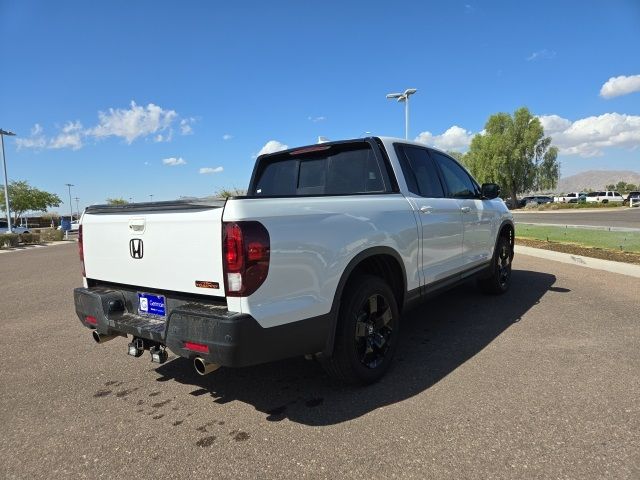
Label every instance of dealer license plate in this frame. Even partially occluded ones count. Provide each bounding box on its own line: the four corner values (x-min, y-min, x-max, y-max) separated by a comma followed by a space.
138, 292, 166, 318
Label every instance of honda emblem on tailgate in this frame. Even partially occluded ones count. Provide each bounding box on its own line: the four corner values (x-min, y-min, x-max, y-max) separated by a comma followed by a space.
129, 238, 144, 259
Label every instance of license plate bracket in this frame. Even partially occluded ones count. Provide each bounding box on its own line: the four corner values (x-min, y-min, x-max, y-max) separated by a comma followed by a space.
138, 292, 166, 318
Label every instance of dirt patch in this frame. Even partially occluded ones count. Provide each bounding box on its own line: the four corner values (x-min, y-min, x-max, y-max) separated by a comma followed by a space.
516, 238, 640, 265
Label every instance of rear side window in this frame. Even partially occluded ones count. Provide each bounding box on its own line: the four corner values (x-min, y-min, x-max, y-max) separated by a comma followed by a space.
394, 144, 444, 198
251, 143, 390, 196
431, 151, 479, 199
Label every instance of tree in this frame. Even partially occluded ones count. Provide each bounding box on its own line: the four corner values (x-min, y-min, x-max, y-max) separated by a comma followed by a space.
464, 107, 560, 206
1, 180, 62, 224
106, 197, 128, 205
446, 151, 465, 163
537, 146, 559, 191
214, 187, 246, 198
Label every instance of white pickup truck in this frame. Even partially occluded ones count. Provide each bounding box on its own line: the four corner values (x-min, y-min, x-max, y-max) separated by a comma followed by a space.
553, 192, 586, 203
585, 191, 624, 204
74, 137, 514, 384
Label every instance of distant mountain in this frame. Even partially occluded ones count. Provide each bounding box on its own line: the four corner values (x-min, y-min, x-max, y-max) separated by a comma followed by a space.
557, 170, 640, 192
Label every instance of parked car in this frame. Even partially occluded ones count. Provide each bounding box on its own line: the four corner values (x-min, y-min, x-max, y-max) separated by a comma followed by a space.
57, 221, 80, 232
0, 220, 30, 234
623, 191, 640, 206
73, 137, 515, 385
519, 195, 553, 207
553, 192, 587, 203
585, 191, 624, 204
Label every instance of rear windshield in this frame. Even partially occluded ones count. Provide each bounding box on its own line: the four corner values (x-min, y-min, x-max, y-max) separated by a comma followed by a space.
250, 142, 391, 196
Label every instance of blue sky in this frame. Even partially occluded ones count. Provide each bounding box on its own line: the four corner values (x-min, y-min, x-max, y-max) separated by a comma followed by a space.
1, 0, 639, 210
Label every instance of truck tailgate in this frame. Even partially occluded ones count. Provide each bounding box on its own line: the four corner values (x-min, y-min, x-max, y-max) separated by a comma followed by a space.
82, 201, 225, 296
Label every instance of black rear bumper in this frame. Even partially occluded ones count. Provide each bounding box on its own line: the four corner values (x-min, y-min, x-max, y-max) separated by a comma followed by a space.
74, 286, 330, 368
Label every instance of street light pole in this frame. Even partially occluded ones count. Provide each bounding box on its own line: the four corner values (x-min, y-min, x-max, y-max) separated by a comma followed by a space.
1, 129, 16, 233
65, 183, 74, 221
386, 88, 417, 140
74, 196, 80, 220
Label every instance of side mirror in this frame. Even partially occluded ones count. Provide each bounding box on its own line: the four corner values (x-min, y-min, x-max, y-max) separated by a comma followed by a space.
481, 183, 500, 199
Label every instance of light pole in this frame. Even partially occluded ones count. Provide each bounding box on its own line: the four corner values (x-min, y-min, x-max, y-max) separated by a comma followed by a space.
74, 196, 80, 219
149, 194, 153, 202
65, 183, 74, 222
386, 88, 417, 140
1, 128, 16, 233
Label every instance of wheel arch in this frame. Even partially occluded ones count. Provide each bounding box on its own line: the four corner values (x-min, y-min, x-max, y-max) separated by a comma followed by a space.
496, 220, 515, 258
322, 246, 407, 356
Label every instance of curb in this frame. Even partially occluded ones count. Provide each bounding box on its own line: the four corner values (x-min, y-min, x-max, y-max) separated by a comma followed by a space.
0, 241, 75, 254
516, 222, 640, 233
515, 245, 640, 278
512, 207, 634, 214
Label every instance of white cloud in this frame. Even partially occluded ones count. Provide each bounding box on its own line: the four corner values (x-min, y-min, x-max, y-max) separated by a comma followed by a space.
307, 116, 326, 122
15, 123, 47, 150
600, 74, 640, 99
222, 134, 233, 140
199, 166, 224, 174
49, 121, 84, 150
257, 140, 289, 156
162, 157, 186, 166
539, 113, 640, 157
89, 101, 177, 144
526, 49, 556, 61
415, 125, 474, 151
154, 130, 173, 143
15, 101, 194, 151
180, 118, 195, 135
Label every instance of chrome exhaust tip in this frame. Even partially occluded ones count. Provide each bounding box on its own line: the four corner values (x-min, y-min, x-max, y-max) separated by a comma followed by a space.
194, 357, 220, 376
92, 330, 118, 344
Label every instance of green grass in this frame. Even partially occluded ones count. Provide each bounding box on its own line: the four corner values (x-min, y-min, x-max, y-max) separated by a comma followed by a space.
516, 224, 640, 253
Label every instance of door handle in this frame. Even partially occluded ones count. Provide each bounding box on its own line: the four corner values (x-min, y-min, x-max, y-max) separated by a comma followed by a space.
419, 206, 433, 214
460, 206, 471, 213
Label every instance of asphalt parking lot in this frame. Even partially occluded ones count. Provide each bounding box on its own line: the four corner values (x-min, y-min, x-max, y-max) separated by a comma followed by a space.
1, 243, 638, 479
512, 206, 640, 229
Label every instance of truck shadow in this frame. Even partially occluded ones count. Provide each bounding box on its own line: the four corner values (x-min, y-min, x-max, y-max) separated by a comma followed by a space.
155, 269, 560, 426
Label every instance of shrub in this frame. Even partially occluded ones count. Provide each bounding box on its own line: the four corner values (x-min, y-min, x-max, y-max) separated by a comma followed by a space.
39, 228, 64, 242
19, 233, 41, 244
0, 233, 20, 248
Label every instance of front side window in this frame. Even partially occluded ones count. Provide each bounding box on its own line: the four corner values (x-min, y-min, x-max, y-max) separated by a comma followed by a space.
431, 151, 479, 199
394, 145, 444, 198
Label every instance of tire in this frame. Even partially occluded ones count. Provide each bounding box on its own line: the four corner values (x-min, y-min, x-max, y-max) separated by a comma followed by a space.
322, 275, 400, 385
602, 199, 608, 204
478, 235, 513, 295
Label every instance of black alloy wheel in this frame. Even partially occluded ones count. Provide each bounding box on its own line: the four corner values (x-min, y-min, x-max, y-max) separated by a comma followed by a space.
354, 293, 394, 369
322, 275, 400, 384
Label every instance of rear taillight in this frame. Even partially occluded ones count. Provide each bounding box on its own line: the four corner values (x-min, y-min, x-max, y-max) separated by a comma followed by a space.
78, 224, 85, 277
222, 221, 270, 297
